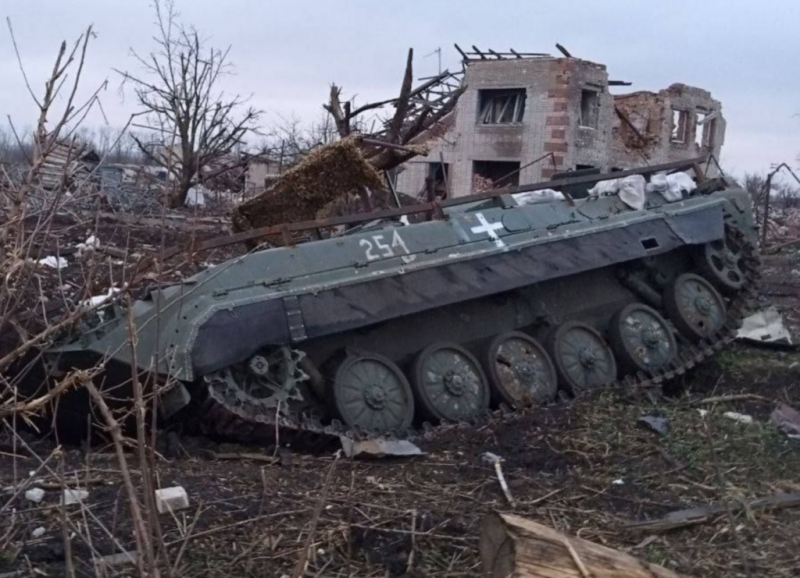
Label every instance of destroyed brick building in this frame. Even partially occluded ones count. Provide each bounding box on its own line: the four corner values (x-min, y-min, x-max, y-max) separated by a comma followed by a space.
396, 48, 725, 198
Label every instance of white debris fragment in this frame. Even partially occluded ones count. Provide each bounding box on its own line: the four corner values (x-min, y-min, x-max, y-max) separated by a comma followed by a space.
482, 452, 515, 507
340, 437, 424, 458
698, 409, 709, 418
185, 186, 207, 206
723, 412, 754, 425
399, 215, 410, 226
25, 488, 45, 503
62, 489, 89, 505
31, 526, 46, 539
38, 256, 68, 270
155, 486, 189, 514
513, 189, 565, 205
84, 287, 121, 309
75, 235, 101, 254
737, 307, 794, 346
612, 478, 625, 485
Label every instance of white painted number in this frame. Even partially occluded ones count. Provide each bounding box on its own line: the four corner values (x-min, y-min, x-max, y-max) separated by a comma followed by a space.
360, 230, 416, 263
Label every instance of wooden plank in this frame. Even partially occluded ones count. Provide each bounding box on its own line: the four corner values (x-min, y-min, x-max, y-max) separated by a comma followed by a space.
480, 513, 689, 578
625, 492, 800, 533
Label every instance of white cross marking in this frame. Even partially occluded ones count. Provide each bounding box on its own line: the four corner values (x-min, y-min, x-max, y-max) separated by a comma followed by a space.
470, 212, 506, 248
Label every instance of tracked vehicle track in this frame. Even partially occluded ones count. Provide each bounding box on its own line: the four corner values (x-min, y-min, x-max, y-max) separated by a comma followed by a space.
200, 226, 761, 445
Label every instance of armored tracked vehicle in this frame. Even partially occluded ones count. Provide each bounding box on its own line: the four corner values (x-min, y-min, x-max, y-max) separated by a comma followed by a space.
46, 157, 760, 441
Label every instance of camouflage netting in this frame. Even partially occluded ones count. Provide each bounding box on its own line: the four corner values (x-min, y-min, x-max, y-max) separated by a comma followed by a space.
232, 136, 387, 233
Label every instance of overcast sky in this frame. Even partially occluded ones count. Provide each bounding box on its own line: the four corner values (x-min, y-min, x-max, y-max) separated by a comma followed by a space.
2, 0, 798, 176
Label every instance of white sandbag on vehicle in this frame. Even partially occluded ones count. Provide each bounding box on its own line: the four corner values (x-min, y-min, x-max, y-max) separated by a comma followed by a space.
617, 175, 646, 210
513, 189, 565, 205
587, 179, 619, 197
645, 172, 669, 194
665, 172, 696, 201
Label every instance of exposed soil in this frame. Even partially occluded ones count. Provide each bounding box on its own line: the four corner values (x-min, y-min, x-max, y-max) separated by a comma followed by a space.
1, 217, 799, 578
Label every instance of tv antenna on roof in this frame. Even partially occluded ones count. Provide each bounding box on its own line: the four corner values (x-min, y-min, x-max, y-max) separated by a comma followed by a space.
424, 47, 442, 75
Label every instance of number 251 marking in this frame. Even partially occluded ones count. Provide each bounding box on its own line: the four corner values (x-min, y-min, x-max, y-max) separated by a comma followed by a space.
359, 230, 416, 264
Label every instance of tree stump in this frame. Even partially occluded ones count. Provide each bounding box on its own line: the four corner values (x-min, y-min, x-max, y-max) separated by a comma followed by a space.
480, 513, 690, 578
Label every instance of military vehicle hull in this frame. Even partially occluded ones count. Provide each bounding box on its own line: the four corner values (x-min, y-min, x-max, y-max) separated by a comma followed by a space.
47, 159, 760, 441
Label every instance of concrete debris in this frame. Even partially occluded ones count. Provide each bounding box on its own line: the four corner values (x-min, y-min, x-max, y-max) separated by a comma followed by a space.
24, 488, 45, 503
771, 403, 800, 439
62, 489, 89, 505
723, 411, 753, 425
155, 486, 190, 514
75, 235, 101, 254
339, 437, 424, 459
638, 415, 670, 436
737, 307, 794, 346
31, 527, 45, 539
37, 256, 68, 269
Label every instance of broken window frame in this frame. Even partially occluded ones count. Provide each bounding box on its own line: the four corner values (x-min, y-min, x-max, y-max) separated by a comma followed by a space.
472, 160, 522, 191
477, 89, 526, 125
579, 89, 600, 129
671, 108, 689, 144
427, 162, 450, 197
696, 111, 716, 149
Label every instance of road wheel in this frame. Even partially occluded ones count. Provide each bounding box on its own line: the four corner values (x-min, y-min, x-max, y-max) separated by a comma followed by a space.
410, 342, 489, 422
546, 321, 617, 393
483, 331, 557, 407
331, 352, 414, 434
608, 303, 677, 375
664, 273, 727, 342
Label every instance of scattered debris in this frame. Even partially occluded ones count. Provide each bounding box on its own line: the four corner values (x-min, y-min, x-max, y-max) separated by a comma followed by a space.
626, 492, 800, 533
737, 306, 795, 348
37, 256, 68, 270
30, 527, 45, 539
482, 452, 515, 508
723, 411, 754, 425
638, 415, 670, 436
61, 489, 89, 505
481, 513, 690, 578
692, 393, 772, 405
771, 403, 800, 439
24, 488, 45, 503
94, 551, 138, 572
155, 486, 190, 514
200, 450, 280, 464
339, 437, 423, 459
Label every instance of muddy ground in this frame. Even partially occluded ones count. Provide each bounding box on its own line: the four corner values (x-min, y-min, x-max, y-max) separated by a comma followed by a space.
1, 215, 799, 578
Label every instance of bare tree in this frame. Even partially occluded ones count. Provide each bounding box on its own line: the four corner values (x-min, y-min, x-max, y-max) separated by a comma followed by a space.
324, 48, 465, 172
117, 0, 260, 206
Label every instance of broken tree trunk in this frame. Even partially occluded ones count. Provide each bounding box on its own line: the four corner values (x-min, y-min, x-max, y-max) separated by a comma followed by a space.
480, 513, 690, 578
